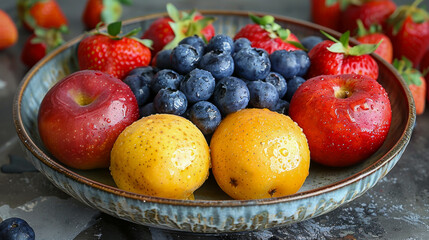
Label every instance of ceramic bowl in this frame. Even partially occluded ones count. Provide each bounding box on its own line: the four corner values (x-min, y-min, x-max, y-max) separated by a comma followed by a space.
13, 11, 415, 233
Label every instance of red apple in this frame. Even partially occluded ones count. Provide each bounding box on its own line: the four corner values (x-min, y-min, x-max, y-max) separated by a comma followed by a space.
38, 70, 139, 170
289, 74, 392, 167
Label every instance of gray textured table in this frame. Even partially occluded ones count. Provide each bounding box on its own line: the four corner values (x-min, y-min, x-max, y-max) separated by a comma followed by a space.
0, 0, 428, 239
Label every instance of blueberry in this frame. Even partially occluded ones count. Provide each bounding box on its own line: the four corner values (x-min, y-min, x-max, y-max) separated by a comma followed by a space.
264, 72, 287, 99
153, 88, 188, 115
151, 69, 183, 94
285, 76, 306, 102
171, 44, 201, 75
123, 75, 152, 106
233, 38, 251, 54
0, 217, 35, 240
213, 76, 250, 115
139, 102, 156, 117
205, 34, 234, 54
269, 99, 290, 115
301, 35, 323, 51
198, 50, 234, 80
179, 35, 205, 57
126, 66, 158, 86
247, 80, 279, 109
233, 48, 271, 81
188, 101, 222, 135
269, 50, 300, 79
293, 50, 311, 77
153, 49, 172, 69
180, 68, 215, 103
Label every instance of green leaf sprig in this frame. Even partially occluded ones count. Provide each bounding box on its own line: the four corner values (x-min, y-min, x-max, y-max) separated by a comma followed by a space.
321, 30, 381, 56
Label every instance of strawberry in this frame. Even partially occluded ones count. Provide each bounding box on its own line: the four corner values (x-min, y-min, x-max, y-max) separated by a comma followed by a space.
0, 9, 18, 50
82, 0, 131, 30
21, 26, 66, 67
386, 0, 429, 67
78, 22, 152, 80
141, 3, 215, 55
17, 0, 68, 31
234, 14, 303, 54
340, 0, 396, 33
394, 57, 426, 115
307, 31, 380, 80
355, 20, 393, 63
311, 0, 342, 31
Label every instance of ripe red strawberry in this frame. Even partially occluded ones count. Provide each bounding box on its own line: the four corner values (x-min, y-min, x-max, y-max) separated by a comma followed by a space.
82, 0, 131, 30
311, 0, 341, 31
21, 27, 66, 67
307, 31, 380, 80
17, 0, 68, 31
78, 22, 152, 80
234, 15, 302, 54
394, 57, 426, 115
141, 3, 215, 55
386, 0, 429, 67
0, 9, 18, 50
340, 0, 396, 33
355, 20, 393, 63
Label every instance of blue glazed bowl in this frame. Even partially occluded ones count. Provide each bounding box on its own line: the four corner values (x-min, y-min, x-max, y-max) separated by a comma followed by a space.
13, 11, 415, 233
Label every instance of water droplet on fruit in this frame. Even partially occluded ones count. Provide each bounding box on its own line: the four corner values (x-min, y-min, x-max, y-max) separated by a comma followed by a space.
262, 137, 300, 173
172, 147, 195, 170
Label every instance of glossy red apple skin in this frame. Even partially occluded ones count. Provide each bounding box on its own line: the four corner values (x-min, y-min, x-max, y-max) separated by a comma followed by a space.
38, 70, 139, 170
289, 74, 392, 167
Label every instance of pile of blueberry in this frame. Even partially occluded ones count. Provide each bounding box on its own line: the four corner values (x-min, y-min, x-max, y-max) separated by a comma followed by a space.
124, 34, 317, 136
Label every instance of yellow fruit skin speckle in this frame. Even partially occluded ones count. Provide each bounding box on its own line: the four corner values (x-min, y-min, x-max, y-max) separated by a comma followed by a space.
210, 108, 310, 200
110, 114, 210, 200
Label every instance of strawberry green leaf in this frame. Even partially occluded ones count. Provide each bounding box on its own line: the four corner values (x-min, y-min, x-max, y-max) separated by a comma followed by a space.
119, 0, 132, 4
101, 0, 124, 25
287, 41, 306, 50
277, 29, 290, 41
186, 16, 215, 36
422, 66, 429, 77
132, 37, 153, 49
320, 30, 341, 43
167, 3, 181, 22
250, 14, 273, 25
339, 31, 350, 47
327, 42, 347, 53
123, 27, 141, 38
32, 26, 65, 52
355, 19, 382, 37
388, 0, 429, 35
348, 40, 381, 56
393, 57, 423, 86
326, 0, 338, 7
405, 71, 423, 86
250, 14, 296, 42
107, 21, 122, 36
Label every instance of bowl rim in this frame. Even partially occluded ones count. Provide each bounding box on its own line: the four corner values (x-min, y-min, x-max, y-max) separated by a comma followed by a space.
13, 10, 416, 207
